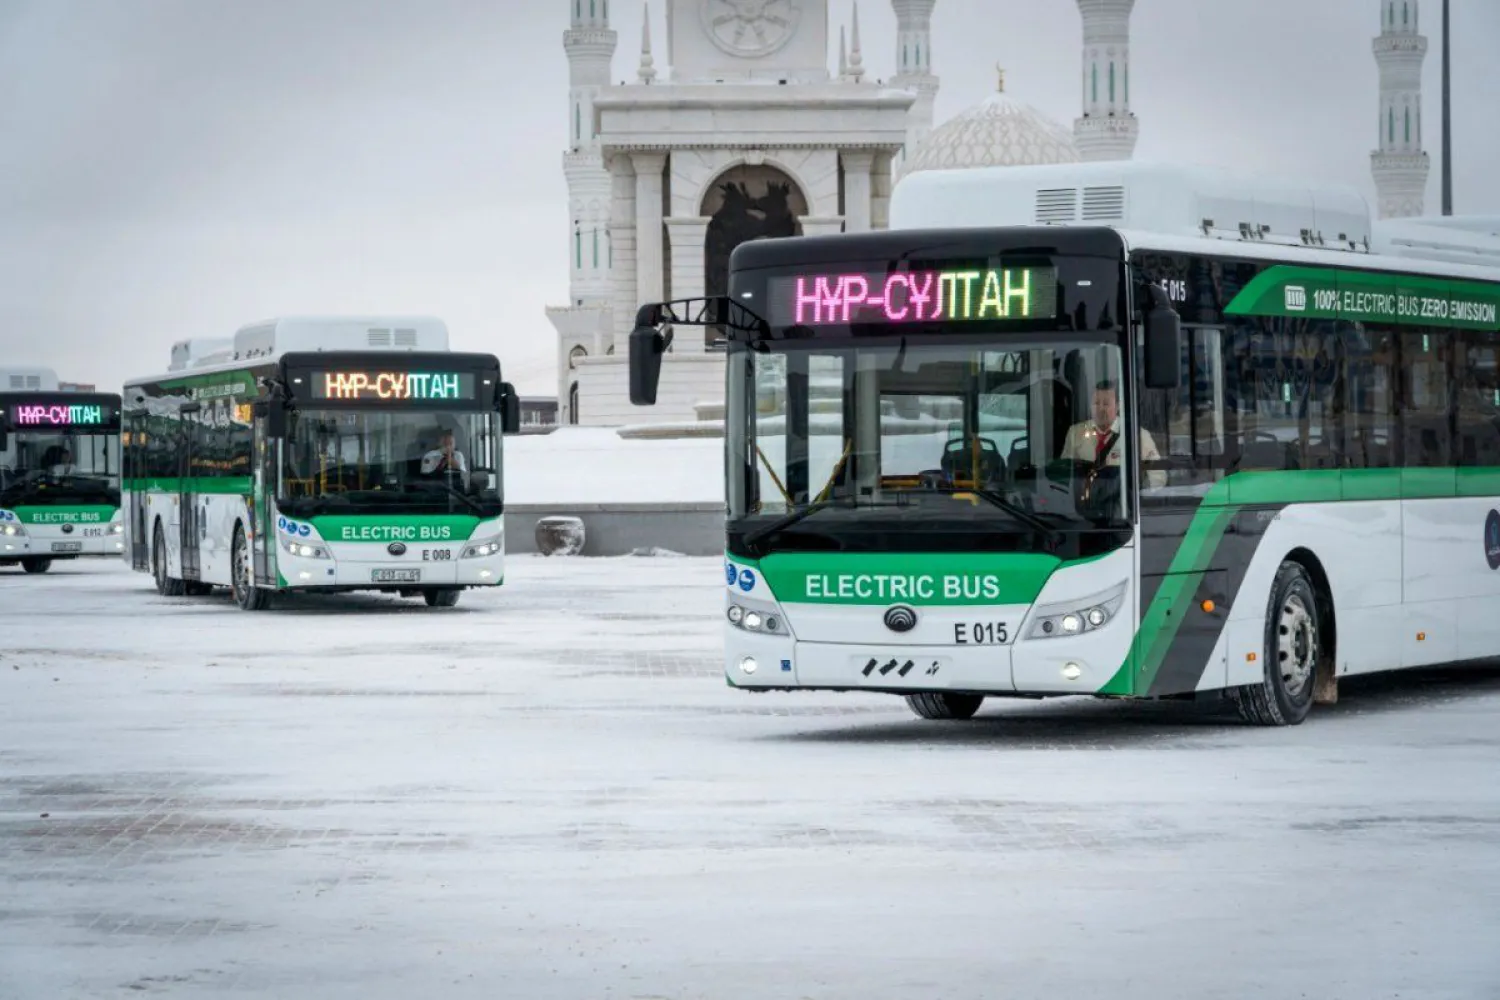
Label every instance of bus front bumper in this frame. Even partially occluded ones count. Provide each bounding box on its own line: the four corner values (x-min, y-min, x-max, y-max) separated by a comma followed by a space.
2, 524, 124, 559
725, 628, 1128, 696
277, 545, 504, 589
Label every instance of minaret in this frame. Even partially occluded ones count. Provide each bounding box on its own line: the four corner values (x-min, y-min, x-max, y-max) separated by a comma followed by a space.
563, 0, 616, 306
1372, 0, 1430, 218
890, 0, 938, 173
1073, 0, 1139, 161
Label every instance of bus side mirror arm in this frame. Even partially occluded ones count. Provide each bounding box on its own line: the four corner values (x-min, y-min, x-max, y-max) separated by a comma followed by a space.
0, 416, 8, 451
1142, 283, 1182, 391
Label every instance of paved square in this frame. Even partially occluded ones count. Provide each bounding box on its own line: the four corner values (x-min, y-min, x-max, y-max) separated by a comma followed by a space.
3, 557, 1499, 998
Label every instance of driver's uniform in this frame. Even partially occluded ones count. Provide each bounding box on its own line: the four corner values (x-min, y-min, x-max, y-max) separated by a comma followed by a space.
421, 448, 470, 488
1059, 418, 1167, 488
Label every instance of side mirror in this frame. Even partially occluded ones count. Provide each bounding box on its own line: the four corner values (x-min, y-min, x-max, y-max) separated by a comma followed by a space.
629, 305, 673, 406
0, 415, 8, 451
1142, 284, 1182, 390
499, 381, 521, 435
264, 401, 287, 438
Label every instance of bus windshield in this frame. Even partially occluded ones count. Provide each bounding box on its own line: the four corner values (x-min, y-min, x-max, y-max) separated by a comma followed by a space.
0, 430, 121, 507
726, 337, 1134, 556
278, 409, 502, 517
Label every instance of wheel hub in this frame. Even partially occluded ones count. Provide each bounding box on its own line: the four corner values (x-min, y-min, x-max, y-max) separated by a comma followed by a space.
1277, 594, 1316, 697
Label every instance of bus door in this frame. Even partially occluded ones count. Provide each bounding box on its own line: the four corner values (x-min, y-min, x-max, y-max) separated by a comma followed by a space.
126, 410, 150, 570
178, 402, 202, 581
250, 402, 277, 586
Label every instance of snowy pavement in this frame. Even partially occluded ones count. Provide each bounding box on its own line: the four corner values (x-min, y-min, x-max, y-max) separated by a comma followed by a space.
3, 558, 1500, 1000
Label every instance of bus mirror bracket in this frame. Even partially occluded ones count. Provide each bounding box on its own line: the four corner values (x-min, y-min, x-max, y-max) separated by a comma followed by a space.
630, 297, 769, 406
1142, 283, 1182, 390
499, 381, 521, 435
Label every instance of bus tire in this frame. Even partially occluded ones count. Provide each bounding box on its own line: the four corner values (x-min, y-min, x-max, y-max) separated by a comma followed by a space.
152, 523, 185, 597
904, 692, 985, 720
1235, 560, 1320, 727
21, 557, 52, 574
423, 588, 461, 608
231, 525, 270, 611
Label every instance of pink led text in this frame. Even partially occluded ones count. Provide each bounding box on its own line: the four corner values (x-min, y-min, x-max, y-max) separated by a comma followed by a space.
790, 268, 1036, 325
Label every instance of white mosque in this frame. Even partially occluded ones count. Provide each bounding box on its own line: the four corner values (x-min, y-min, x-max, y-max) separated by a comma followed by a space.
546, 0, 1431, 428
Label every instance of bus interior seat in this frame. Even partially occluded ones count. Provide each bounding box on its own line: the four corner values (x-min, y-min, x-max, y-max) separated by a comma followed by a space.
941, 437, 1005, 488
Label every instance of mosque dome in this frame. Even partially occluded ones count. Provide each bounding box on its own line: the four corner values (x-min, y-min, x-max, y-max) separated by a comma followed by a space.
904, 73, 1079, 175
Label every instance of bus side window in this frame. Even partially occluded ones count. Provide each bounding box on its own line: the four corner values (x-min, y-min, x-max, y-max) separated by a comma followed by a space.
1140, 326, 1225, 487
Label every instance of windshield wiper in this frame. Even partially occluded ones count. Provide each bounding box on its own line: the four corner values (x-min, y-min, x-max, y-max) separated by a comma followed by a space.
431, 480, 487, 517
931, 486, 1064, 543
743, 496, 855, 552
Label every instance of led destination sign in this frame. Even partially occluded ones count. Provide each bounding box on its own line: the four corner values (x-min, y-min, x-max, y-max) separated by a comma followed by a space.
309, 371, 477, 401
10, 403, 108, 427
767, 266, 1059, 327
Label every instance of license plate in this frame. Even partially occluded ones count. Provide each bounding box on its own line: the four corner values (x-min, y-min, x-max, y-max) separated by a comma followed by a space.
372, 568, 421, 583
51, 542, 83, 553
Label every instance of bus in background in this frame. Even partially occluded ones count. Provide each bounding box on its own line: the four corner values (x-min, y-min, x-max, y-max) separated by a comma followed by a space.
122, 317, 520, 610
628, 161, 1500, 727
0, 367, 124, 574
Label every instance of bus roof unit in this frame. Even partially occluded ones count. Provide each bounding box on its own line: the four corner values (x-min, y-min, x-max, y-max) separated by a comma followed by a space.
890, 161, 1374, 254
0, 367, 60, 392
1370, 215, 1500, 268
160, 316, 452, 374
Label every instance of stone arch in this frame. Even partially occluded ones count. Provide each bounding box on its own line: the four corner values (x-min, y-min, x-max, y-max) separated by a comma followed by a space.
699, 162, 810, 348
568, 345, 587, 370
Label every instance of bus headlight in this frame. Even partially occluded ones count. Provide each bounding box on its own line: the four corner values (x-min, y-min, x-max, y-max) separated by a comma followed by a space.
461, 537, 502, 558
726, 601, 782, 634
279, 537, 328, 559
110, 523, 124, 535
1028, 583, 1127, 640
1, 524, 24, 537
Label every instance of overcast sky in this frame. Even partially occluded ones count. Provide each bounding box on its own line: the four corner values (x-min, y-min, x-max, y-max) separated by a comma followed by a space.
1, 0, 1496, 395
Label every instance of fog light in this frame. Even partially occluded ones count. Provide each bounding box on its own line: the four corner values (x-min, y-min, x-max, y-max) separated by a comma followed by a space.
739, 656, 758, 675
1062, 662, 1082, 681
298, 571, 311, 580
479, 569, 493, 579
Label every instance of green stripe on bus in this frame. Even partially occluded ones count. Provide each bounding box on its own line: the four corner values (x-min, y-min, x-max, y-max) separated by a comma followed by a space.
11, 505, 118, 524
309, 514, 486, 543
1225, 265, 1500, 330
1196, 467, 1500, 507
125, 477, 253, 494
1101, 505, 1238, 696
742, 551, 1066, 606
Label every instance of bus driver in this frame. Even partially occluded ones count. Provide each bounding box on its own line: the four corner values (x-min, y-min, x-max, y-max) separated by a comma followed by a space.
420, 430, 469, 488
1059, 381, 1167, 489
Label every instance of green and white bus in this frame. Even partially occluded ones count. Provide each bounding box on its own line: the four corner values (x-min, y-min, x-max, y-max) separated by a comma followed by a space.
123, 316, 520, 609
628, 162, 1500, 725
0, 368, 123, 573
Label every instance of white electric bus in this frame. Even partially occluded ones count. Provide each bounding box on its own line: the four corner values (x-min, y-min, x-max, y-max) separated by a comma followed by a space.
122, 317, 520, 609
628, 161, 1500, 725
0, 367, 124, 573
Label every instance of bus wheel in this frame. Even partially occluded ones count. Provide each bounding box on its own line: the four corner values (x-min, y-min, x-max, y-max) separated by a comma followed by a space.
904, 692, 985, 721
21, 558, 52, 574
1235, 561, 1320, 726
423, 588, 461, 608
232, 526, 270, 611
152, 525, 185, 597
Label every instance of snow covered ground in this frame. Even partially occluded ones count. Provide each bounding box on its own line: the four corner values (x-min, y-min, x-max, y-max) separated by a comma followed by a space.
3, 558, 1500, 999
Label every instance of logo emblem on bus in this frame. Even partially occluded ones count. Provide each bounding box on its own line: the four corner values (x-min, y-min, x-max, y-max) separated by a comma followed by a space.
61, 523, 74, 534
388, 542, 407, 556
884, 606, 918, 633
1485, 511, 1500, 571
